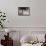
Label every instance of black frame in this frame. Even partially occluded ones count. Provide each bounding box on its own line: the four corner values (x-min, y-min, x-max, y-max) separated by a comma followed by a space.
18, 7, 30, 16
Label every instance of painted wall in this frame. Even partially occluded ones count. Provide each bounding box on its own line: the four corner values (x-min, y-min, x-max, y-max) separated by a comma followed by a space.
0, 0, 46, 45
0, 0, 46, 27
0, 0, 46, 46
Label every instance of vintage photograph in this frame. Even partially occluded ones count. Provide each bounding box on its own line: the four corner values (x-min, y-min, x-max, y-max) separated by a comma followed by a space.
18, 7, 30, 16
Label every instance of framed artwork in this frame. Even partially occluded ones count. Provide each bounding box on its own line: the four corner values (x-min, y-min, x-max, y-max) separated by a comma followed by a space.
18, 7, 30, 16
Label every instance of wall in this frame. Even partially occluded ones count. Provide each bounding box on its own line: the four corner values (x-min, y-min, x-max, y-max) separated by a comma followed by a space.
0, 0, 46, 27
0, 0, 46, 46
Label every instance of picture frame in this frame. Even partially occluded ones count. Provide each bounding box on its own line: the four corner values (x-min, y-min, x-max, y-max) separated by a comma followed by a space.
18, 7, 30, 16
